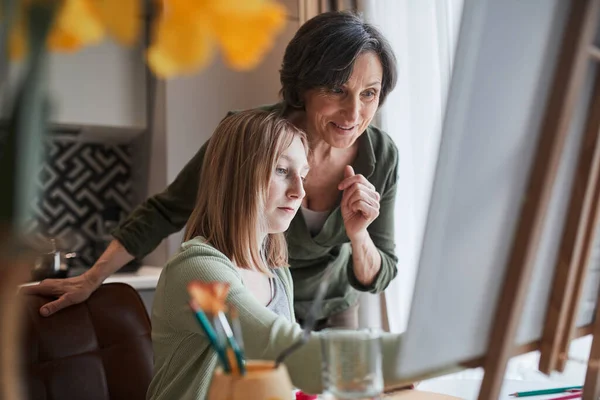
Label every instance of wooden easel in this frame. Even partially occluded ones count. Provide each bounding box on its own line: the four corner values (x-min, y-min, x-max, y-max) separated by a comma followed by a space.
478, 1, 600, 399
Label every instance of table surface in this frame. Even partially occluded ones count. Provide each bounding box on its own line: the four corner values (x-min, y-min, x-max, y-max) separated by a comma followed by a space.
103, 265, 162, 290
314, 380, 582, 400
21, 265, 163, 290
316, 390, 462, 400
416, 379, 582, 399
387, 391, 463, 399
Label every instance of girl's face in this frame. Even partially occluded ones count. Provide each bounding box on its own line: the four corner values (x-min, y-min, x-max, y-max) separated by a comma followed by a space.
265, 136, 309, 234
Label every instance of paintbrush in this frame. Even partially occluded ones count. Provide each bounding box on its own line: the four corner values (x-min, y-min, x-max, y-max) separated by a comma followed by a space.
213, 310, 246, 375
187, 281, 246, 375
188, 300, 231, 373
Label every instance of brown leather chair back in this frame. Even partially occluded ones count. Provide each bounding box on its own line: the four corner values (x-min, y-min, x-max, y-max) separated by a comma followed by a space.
21, 283, 153, 400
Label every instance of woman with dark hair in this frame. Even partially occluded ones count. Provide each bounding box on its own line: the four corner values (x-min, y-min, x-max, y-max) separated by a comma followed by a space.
26, 11, 400, 330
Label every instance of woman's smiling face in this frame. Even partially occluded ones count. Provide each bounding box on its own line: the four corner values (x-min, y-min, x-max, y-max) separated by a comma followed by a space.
302, 51, 383, 148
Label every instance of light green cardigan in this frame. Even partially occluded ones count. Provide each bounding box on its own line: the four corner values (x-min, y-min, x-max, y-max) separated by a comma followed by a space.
146, 237, 403, 400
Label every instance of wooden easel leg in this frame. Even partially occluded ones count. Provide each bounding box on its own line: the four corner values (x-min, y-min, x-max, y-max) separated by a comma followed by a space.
478, 1, 600, 398
540, 44, 600, 376
553, 11, 600, 377
556, 121, 600, 374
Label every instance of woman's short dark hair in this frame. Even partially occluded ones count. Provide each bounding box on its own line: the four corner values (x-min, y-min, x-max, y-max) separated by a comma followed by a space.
280, 11, 397, 110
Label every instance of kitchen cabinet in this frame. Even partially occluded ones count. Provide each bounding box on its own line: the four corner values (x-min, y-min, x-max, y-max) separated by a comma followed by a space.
2, 40, 146, 134
47, 41, 147, 133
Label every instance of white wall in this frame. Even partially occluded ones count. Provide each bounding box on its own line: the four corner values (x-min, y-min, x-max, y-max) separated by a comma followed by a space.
143, 0, 300, 263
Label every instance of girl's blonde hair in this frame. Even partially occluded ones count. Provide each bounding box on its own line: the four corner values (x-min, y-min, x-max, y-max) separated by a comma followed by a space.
184, 109, 308, 274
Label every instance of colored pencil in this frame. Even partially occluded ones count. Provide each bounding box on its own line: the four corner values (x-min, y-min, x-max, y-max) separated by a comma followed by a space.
547, 393, 582, 400
509, 386, 582, 397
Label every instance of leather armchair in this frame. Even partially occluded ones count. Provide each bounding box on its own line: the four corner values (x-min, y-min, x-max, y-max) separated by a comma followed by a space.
21, 283, 153, 400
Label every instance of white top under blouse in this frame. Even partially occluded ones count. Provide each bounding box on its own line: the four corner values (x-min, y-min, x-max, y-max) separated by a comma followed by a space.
300, 207, 331, 237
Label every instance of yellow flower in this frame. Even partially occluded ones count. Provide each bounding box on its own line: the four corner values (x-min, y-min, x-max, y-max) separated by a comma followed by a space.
48, 0, 140, 52
8, 8, 27, 60
147, 0, 287, 78
146, 0, 215, 77
47, 0, 105, 51
5, 0, 287, 78
7, 0, 140, 58
94, 0, 140, 45
211, 1, 287, 70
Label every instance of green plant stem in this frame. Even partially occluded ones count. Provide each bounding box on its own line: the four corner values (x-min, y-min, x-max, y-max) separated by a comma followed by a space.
0, 0, 17, 104
0, 3, 58, 232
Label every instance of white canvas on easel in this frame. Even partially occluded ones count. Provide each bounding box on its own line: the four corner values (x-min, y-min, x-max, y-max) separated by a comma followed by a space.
396, 0, 571, 379
393, 0, 600, 392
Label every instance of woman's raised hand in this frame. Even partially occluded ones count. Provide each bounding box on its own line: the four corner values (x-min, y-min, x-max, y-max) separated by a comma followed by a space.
338, 165, 381, 240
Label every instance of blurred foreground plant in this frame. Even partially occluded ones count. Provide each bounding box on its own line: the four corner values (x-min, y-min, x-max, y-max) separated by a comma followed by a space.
0, 0, 287, 228
0, 2, 287, 395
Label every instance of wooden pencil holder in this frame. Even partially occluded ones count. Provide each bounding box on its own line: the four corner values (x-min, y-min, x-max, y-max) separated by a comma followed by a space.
207, 360, 295, 400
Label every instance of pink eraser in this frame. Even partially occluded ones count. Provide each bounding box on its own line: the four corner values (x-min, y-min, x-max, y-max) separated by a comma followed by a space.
296, 391, 318, 400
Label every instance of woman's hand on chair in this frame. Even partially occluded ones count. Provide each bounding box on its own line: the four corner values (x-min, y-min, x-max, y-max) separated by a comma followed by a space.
21, 273, 101, 317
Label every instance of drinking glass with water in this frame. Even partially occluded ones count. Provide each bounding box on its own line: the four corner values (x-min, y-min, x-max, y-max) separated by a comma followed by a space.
320, 328, 383, 399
